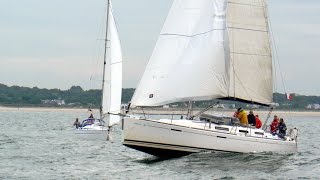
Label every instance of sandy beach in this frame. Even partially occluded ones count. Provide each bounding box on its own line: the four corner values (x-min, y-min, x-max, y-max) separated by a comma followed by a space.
1, 106, 320, 117
0, 106, 90, 113
130, 108, 320, 117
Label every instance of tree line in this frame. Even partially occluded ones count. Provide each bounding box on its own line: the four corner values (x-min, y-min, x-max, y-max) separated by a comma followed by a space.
0, 83, 319, 110
0, 83, 134, 108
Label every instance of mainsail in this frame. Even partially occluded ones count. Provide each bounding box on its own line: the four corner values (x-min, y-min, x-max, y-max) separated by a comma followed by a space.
101, 1, 123, 126
226, 0, 272, 105
131, 0, 272, 107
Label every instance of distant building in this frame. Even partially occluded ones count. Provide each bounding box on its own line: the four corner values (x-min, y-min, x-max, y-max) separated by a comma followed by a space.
246, 104, 260, 109
229, 104, 236, 109
163, 105, 170, 109
306, 104, 320, 109
55, 99, 65, 105
41, 99, 65, 106
214, 104, 225, 109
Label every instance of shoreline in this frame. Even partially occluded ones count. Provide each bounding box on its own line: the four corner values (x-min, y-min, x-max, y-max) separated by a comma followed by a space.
129, 108, 320, 117
0, 106, 91, 112
1, 106, 320, 116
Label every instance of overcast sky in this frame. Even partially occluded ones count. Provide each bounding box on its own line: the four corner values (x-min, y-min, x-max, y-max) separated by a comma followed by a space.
0, 0, 319, 96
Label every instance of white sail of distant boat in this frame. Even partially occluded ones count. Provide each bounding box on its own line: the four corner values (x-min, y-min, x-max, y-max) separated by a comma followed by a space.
122, 0, 298, 157
75, 0, 122, 135
101, 0, 123, 127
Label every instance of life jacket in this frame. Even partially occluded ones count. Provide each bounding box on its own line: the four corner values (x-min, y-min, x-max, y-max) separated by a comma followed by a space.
233, 111, 239, 118
248, 114, 256, 126
270, 119, 279, 133
237, 110, 248, 125
255, 117, 262, 129
278, 122, 287, 134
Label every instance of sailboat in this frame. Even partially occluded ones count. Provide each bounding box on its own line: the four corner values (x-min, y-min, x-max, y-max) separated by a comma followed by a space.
75, 0, 123, 136
122, 0, 298, 157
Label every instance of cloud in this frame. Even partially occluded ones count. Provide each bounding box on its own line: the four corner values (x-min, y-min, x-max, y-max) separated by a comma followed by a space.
274, 23, 320, 36
0, 55, 147, 90
1, 0, 320, 96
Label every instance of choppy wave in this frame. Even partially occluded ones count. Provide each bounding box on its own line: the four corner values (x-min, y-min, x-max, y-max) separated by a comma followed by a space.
0, 110, 319, 179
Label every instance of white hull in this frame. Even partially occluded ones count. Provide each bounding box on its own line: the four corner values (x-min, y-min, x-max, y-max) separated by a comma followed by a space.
74, 121, 108, 135
74, 125, 108, 140
122, 116, 297, 157
74, 128, 108, 134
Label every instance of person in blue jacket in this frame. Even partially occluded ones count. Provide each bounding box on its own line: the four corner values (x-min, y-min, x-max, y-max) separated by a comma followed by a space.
278, 118, 287, 138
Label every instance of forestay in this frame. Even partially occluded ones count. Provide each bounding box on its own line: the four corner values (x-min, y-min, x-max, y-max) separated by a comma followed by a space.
102, 1, 123, 126
131, 0, 272, 107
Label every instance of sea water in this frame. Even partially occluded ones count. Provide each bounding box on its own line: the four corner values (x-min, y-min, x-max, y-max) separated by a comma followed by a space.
0, 108, 319, 179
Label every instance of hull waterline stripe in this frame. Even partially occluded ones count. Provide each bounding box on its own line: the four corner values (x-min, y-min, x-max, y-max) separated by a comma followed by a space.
123, 139, 234, 153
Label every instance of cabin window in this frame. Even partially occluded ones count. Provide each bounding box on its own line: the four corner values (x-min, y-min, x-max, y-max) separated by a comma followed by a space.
255, 132, 264, 135
171, 129, 182, 132
215, 126, 229, 131
149, 94, 154, 98
217, 136, 227, 139
239, 130, 249, 133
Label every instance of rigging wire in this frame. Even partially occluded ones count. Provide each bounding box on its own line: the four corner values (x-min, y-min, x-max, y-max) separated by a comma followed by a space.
264, 0, 278, 107
267, 2, 287, 94
89, 3, 107, 90
85, 1, 108, 112
266, 0, 293, 122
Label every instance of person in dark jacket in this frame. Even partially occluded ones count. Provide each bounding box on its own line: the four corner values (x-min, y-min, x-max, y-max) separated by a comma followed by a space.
247, 110, 256, 126
278, 118, 287, 138
74, 118, 81, 129
89, 113, 94, 118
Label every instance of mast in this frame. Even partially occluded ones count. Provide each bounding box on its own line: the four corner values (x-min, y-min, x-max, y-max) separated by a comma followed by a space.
100, 0, 111, 120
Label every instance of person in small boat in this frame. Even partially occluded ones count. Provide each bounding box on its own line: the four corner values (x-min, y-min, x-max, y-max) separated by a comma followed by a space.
247, 110, 256, 126
237, 109, 248, 125
277, 118, 287, 138
89, 113, 94, 119
270, 115, 279, 134
81, 119, 94, 127
87, 113, 95, 124
255, 115, 262, 129
74, 118, 81, 129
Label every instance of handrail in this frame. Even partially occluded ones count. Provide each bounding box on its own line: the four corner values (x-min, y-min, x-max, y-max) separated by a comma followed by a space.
190, 101, 220, 120
262, 107, 274, 131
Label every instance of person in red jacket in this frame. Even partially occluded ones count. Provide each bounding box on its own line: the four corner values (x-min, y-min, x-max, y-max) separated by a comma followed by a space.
270, 115, 279, 133
233, 108, 241, 118
255, 115, 262, 129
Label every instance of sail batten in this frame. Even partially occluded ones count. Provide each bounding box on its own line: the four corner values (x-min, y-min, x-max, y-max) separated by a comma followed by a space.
227, 27, 267, 32
230, 52, 271, 57
228, 1, 265, 8
160, 28, 226, 37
